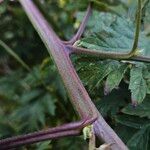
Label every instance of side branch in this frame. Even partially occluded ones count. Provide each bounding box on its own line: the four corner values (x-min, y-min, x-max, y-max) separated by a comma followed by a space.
0, 121, 84, 149
63, 4, 92, 45
68, 46, 150, 63
130, 0, 142, 54
68, 0, 149, 62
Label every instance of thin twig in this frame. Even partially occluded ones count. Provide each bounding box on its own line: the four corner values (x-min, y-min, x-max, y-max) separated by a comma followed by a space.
63, 4, 92, 45
0, 40, 31, 71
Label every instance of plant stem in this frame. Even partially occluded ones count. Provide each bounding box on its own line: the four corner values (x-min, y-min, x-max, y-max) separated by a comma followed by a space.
0, 40, 31, 71
19, 0, 128, 149
19, 0, 97, 119
69, 0, 149, 62
63, 4, 92, 45
0, 0, 128, 149
0, 129, 80, 149
130, 0, 142, 56
68, 46, 150, 63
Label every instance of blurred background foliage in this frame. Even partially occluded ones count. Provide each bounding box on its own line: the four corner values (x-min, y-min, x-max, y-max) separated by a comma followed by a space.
0, 0, 150, 149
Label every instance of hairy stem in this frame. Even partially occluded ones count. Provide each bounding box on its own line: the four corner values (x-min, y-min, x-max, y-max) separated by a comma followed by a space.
0, 129, 80, 149
0, 121, 84, 149
19, 0, 128, 149
0, 0, 128, 150
68, 46, 150, 63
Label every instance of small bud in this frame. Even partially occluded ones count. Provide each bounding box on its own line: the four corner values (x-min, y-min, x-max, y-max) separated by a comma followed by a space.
131, 100, 138, 107
83, 125, 93, 140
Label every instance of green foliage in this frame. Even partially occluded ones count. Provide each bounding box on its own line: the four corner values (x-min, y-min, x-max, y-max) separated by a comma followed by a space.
76, 8, 150, 104
0, 0, 150, 150
73, 1, 150, 149
127, 125, 150, 150
105, 64, 128, 93
129, 65, 147, 104
122, 96, 150, 118
76, 11, 150, 55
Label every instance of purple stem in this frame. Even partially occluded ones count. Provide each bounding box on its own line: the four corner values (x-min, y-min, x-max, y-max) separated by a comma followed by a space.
0, 129, 80, 150
0, 0, 128, 150
0, 117, 96, 149
68, 45, 150, 63
63, 4, 92, 45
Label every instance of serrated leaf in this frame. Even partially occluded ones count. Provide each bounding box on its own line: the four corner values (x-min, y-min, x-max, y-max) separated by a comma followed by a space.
11, 93, 56, 130
76, 59, 119, 91
77, 11, 150, 56
129, 67, 147, 104
42, 94, 56, 116
36, 141, 52, 150
127, 125, 150, 150
115, 115, 150, 129
147, 79, 150, 94
21, 89, 43, 103
143, 0, 150, 25
96, 88, 128, 117
122, 96, 150, 118
105, 64, 128, 93
114, 124, 137, 144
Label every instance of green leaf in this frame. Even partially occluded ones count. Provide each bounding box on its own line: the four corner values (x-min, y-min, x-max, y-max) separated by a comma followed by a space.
0, 70, 23, 101
11, 93, 56, 130
114, 124, 137, 144
21, 89, 43, 103
36, 141, 52, 150
115, 115, 150, 129
142, 0, 150, 25
105, 64, 128, 93
77, 11, 150, 56
76, 59, 119, 91
147, 79, 150, 94
122, 96, 150, 118
127, 125, 150, 150
143, 67, 150, 94
129, 66, 147, 104
96, 88, 128, 117
42, 94, 56, 116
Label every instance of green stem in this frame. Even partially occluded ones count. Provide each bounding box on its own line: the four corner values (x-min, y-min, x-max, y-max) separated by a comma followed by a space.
90, 0, 120, 16
0, 40, 31, 71
70, 0, 147, 61
129, 0, 142, 56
